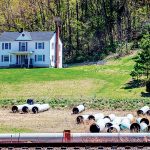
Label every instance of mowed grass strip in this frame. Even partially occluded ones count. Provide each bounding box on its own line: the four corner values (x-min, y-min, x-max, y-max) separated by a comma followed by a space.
0, 53, 148, 101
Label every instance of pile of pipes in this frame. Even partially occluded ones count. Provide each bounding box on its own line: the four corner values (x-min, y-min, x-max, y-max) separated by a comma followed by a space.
73, 105, 150, 133
12, 99, 50, 114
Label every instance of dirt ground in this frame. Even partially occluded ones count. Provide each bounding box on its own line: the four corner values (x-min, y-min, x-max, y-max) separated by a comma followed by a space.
0, 108, 140, 133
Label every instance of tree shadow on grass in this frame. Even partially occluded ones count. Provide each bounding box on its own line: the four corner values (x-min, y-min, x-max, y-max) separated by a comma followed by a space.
141, 92, 150, 97
124, 79, 145, 89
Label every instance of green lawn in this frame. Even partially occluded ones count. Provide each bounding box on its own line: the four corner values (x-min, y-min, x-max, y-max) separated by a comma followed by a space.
0, 53, 149, 109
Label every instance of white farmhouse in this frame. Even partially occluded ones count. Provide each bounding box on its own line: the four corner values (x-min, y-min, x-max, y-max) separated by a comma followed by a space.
0, 31, 62, 68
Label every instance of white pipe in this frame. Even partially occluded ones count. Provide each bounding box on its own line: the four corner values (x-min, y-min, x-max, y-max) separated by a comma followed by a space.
126, 114, 134, 122
72, 104, 85, 114
140, 122, 148, 132
31, 104, 50, 113
109, 114, 116, 121
88, 113, 104, 121
103, 117, 111, 124
12, 104, 29, 113
90, 119, 105, 133
120, 118, 131, 130
137, 106, 149, 115
76, 114, 89, 124
136, 118, 142, 124
112, 117, 122, 125
0, 133, 150, 138
107, 125, 120, 133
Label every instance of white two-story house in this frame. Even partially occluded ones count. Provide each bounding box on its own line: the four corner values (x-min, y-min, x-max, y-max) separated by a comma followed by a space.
0, 31, 62, 68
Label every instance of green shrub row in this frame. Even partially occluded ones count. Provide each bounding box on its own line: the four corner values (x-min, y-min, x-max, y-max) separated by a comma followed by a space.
0, 98, 149, 111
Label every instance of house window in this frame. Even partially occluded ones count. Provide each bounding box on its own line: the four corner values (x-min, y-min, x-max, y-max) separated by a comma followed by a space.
2, 43, 11, 50
35, 55, 45, 62
52, 43, 54, 49
2, 55, 9, 62
35, 42, 44, 49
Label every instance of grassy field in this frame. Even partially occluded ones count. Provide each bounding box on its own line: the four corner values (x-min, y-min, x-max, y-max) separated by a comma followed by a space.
0, 53, 149, 110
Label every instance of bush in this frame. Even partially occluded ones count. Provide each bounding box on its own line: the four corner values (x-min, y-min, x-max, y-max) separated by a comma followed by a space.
146, 80, 150, 93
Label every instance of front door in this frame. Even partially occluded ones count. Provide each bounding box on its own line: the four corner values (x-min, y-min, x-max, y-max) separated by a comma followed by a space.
16, 55, 27, 65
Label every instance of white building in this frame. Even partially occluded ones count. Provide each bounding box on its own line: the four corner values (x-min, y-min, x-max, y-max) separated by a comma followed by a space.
0, 31, 62, 68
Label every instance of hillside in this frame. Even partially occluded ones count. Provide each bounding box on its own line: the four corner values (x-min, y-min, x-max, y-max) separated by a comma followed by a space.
0, 52, 149, 110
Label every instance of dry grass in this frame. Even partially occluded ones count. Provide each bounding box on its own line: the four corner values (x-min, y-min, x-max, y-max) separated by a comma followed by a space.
0, 108, 138, 133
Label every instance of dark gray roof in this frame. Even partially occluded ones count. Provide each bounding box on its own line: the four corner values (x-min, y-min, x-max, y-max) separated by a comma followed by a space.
0, 31, 55, 41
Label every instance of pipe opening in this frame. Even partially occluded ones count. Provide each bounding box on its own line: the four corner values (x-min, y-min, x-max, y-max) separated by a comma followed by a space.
146, 110, 150, 116
90, 123, 100, 133
12, 106, 18, 113
76, 116, 84, 124
22, 106, 29, 113
88, 115, 95, 120
72, 107, 79, 114
104, 116, 110, 120
105, 122, 113, 128
148, 126, 150, 132
107, 127, 118, 133
32, 107, 38, 114
130, 123, 141, 133
140, 118, 149, 125
137, 110, 143, 116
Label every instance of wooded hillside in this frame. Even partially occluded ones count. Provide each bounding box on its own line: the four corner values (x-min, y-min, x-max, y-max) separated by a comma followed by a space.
0, 0, 149, 63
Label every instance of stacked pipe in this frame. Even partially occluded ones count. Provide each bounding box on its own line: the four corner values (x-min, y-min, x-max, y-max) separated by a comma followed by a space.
12, 99, 50, 114
74, 105, 150, 133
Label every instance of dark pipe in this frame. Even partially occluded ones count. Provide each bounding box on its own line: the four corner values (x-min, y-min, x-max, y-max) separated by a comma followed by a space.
72, 107, 79, 114
32, 107, 38, 114
137, 110, 144, 116
22, 106, 29, 113
130, 123, 141, 133
107, 127, 118, 133
140, 118, 149, 125
90, 123, 100, 133
88, 115, 95, 121
12, 106, 18, 113
105, 122, 113, 128
76, 116, 84, 124
146, 110, 150, 116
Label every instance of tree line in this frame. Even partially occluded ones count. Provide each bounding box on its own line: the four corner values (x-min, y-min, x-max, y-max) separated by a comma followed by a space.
0, 0, 149, 63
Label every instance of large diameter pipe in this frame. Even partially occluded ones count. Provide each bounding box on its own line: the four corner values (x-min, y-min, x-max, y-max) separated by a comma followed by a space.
126, 114, 134, 122
137, 118, 149, 125
147, 109, 150, 116
88, 113, 104, 121
107, 125, 120, 133
120, 118, 131, 130
72, 104, 85, 114
90, 119, 105, 133
108, 114, 116, 121
137, 106, 149, 115
22, 104, 41, 113
31, 104, 50, 113
112, 117, 122, 125
12, 104, 29, 113
140, 122, 148, 132
76, 115, 89, 124
130, 123, 141, 133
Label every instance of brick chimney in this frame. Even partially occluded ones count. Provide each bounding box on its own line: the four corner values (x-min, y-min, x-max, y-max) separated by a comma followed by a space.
55, 17, 61, 68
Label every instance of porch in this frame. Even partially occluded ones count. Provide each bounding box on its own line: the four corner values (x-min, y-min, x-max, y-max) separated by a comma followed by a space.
9, 51, 33, 68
